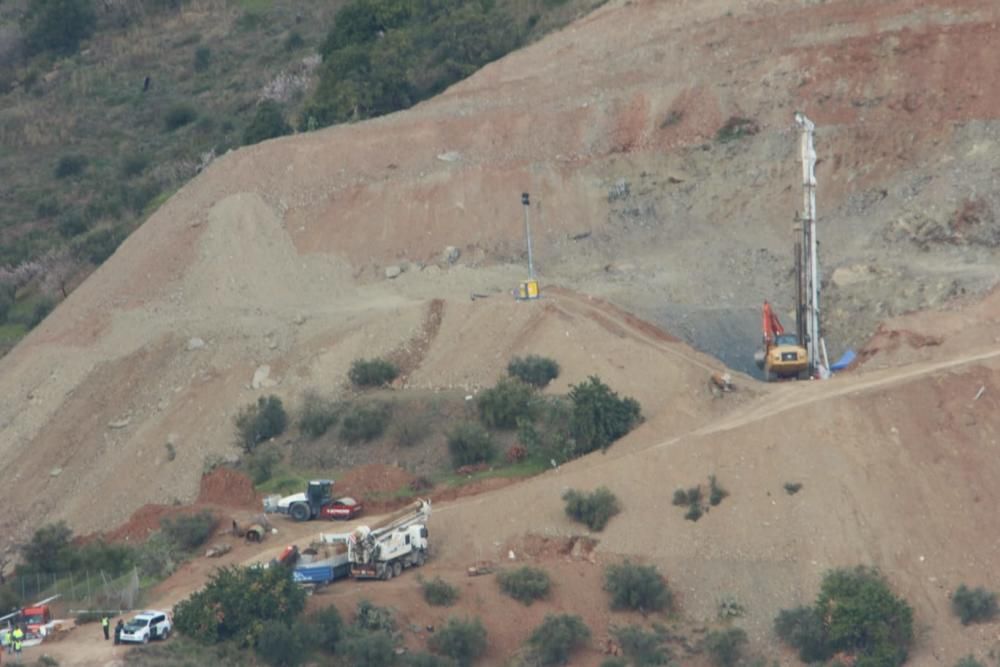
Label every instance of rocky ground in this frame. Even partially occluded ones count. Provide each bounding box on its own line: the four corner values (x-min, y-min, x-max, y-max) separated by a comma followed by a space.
3, 0, 1000, 664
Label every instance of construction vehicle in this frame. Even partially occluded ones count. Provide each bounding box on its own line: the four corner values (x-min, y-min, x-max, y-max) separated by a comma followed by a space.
291, 541, 352, 589
345, 499, 431, 580
263, 480, 362, 522
754, 301, 808, 381
0, 596, 61, 645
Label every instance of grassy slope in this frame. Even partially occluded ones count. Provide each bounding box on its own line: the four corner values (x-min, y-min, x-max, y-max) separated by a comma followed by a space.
0, 0, 602, 352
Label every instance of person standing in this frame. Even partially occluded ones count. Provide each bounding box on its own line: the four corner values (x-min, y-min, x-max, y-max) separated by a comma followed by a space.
10, 626, 20, 664
101, 615, 110, 641
11, 628, 24, 662
113, 619, 124, 645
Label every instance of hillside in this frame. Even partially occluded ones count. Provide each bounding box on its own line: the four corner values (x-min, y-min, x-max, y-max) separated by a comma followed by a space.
3, 0, 1000, 664
0, 0, 602, 352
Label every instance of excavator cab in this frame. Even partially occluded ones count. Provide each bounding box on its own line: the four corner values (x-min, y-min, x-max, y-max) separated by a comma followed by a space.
757, 302, 809, 381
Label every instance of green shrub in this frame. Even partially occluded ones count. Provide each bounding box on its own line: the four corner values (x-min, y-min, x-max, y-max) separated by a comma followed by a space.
508, 355, 560, 387
72, 227, 125, 265
311, 605, 343, 651
193, 46, 212, 72
784, 482, 803, 495
527, 614, 590, 665
20, 531, 132, 580
35, 198, 61, 219
773, 606, 827, 663
235, 395, 288, 453
952, 584, 998, 625
20, 522, 77, 574
243, 101, 293, 146
135, 531, 180, 578
604, 561, 671, 612
0, 583, 22, 615
164, 104, 198, 131
818, 567, 913, 665
497, 566, 551, 605
704, 627, 747, 667
308, 0, 524, 128
339, 629, 397, 667
255, 621, 310, 667
610, 624, 669, 666
58, 211, 89, 238
298, 390, 339, 439
955, 657, 986, 667
391, 410, 432, 447
562, 487, 620, 531
516, 396, 574, 462
29, 298, 56, 328
161, 510, 217, 551
0, 289, 12, 325
600, 660, 628, 667
717, 596, 745, 620
421, 576, 459, 607
349, 357, 399, 387
284, 30, 305, 51
775, 566, 913, 667
339, 402, 391, 443
173, 565, 306, 646
244, 444, 281, 485
447, 422, 495, 468
708, 475, 728, 506
477, 377, 536, 429
54, 154, 88, 179
74, 538, 135, 576
75, 610, 103, 624
22, 0, 97, 55
120, 153, 150, 178
568, 376, 641, 454
671, 489, 689, 506
354, 599, 395, 633
428, 617, 487, 667
715, 116, 760, 143
404, 655, 451, 667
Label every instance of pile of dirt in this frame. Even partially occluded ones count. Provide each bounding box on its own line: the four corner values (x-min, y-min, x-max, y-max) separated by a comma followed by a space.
507, 534, 600, 562
101, 504, 219, 543
196, 467, 260, 509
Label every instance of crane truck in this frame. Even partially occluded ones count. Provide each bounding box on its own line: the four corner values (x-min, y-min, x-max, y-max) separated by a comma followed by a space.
754, 301, 808, 381
345, 499, 431, 580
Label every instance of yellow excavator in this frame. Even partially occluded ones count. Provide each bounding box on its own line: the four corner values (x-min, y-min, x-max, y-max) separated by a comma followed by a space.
755, 301, 808, 381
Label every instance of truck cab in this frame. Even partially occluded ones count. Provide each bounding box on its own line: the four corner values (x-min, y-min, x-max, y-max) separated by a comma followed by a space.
21, 605, 52, 635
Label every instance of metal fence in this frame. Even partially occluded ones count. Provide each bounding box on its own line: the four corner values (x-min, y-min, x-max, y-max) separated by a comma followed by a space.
8, 567, 144, 611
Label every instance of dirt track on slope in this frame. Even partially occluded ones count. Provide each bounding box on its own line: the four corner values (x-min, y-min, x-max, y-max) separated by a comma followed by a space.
5, 0, 1000, 664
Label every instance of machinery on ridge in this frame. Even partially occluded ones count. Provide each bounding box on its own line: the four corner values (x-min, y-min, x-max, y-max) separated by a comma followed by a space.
755, 301, 808, 381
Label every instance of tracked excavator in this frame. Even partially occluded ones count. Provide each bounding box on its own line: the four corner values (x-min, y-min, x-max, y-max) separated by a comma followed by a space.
754, 301, 808, 381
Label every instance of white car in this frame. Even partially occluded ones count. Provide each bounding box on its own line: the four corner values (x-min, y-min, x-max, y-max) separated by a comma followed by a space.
119, 610, 172, 644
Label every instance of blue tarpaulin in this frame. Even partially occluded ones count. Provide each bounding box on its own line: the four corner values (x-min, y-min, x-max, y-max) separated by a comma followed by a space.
830, 349, 856, 372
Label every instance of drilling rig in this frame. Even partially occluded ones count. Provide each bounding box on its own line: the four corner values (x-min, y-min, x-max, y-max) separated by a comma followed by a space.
754, 112, 829, 381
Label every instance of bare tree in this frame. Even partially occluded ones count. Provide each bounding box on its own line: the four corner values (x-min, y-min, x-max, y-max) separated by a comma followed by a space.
39, 249, 78, 299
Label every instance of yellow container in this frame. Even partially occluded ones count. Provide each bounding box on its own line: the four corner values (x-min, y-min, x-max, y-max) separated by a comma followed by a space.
518, 280, 540, 300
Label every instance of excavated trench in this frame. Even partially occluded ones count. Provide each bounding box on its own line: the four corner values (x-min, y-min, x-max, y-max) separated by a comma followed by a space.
651, 305, 764, 379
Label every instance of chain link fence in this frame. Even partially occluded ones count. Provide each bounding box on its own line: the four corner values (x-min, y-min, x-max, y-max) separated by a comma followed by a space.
7, 567, 144, 613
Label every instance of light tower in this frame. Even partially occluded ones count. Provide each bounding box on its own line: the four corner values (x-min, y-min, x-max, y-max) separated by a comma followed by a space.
516, 192, 540, 300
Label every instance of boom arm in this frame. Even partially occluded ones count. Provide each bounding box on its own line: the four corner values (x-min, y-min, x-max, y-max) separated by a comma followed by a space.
369, 499, 431, 538
762, 301, 785, 349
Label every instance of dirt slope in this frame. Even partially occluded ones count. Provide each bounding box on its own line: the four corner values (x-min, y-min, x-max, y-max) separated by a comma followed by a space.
4, 0, 1000, 664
